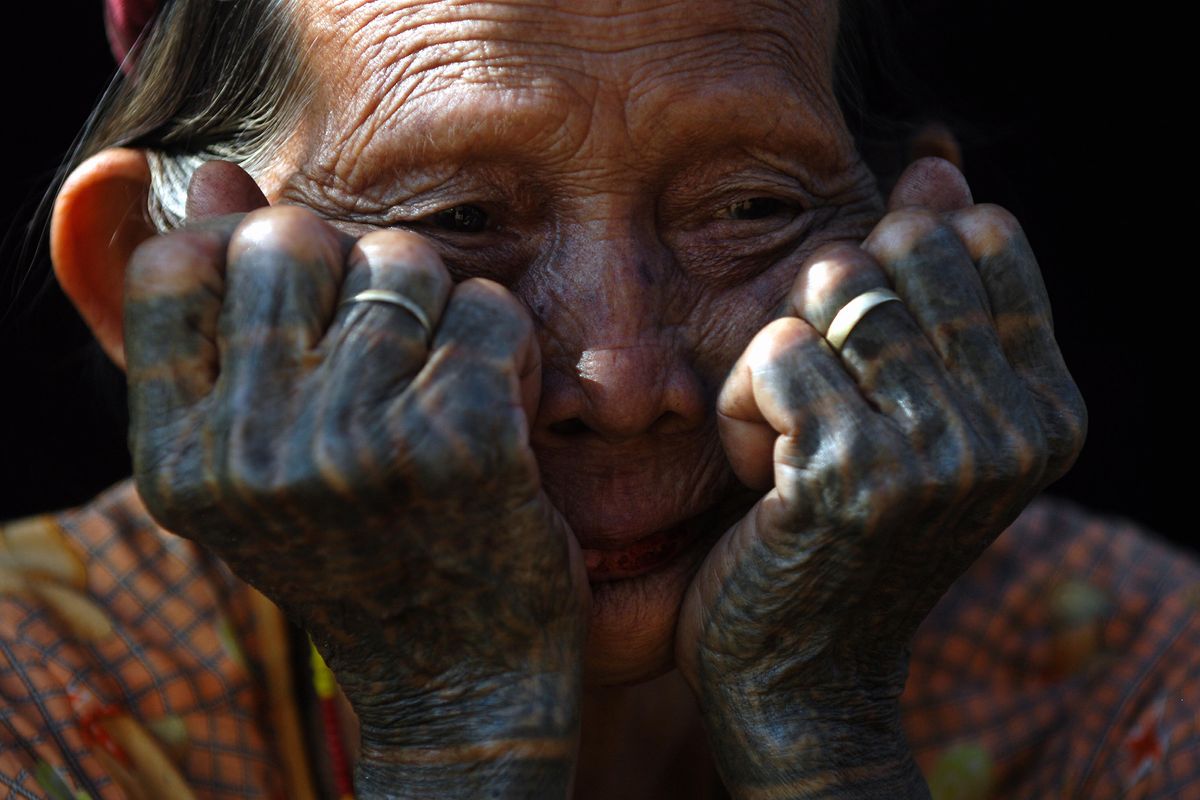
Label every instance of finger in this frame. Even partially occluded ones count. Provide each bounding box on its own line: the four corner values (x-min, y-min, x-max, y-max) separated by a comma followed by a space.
320, 230, 453, 411
719, 317, 891, 522
786, 243, 958, 452
434, 278, 542, 423
124, 214, 256, 412
124, 220, 254, 526
125, 207, 297, 449
862, 209, 1024, 410
717, 341, 776, 491
195, 208, 355, 544
700, 320, 901, 664
402, 279, 542, 485
217, 207, 351, 406
948, 205, 1088, 480
185, 160, 269, 221
887, 157, 973, 213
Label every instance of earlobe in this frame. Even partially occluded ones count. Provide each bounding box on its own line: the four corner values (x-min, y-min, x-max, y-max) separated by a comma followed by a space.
51, 147, 156, 370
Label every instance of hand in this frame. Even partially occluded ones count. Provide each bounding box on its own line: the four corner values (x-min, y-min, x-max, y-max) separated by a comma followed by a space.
675, 158, 1086, 795
123, 163, 590, 791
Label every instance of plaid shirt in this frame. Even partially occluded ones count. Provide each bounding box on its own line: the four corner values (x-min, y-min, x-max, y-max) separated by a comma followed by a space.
1, 482, 1196, 799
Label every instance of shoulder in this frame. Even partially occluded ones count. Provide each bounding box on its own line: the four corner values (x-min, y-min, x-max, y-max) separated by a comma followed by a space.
903, 496, 1200, 799
976, 496, 1196, 595
0, 481, 282, 798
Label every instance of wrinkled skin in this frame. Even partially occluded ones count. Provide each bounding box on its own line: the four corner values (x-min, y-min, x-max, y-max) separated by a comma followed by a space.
276, 0, 881, 688
676, 183, 1086, 794
125, 208, 591, 791
121, 0, 1085, 797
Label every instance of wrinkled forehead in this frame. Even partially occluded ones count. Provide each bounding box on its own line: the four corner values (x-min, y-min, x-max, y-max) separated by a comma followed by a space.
294, 0, 842, 178
301, 0, 838, 76
303, 1, 836, 64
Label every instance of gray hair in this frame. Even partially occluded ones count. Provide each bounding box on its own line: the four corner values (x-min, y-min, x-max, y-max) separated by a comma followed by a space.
80, 0, 311, 230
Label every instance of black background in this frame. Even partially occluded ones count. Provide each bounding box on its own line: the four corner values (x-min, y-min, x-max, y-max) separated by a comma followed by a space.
0, 4, 1180, 550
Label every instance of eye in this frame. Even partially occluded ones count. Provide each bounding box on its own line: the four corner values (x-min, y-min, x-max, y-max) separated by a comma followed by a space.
723, 197, 790, 221
429, 204, 489, 233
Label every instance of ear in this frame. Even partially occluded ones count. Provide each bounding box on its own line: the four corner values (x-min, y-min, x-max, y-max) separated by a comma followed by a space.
51, 147, 156, 370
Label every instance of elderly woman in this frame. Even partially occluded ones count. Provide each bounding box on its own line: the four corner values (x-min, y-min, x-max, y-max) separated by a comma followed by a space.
1, 0, 1195, 798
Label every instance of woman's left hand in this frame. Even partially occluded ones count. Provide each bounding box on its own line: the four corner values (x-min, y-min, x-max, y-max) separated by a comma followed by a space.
675, 158, 1087, 796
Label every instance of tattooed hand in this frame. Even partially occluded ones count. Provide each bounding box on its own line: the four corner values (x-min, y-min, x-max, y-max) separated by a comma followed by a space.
675, 159, 1087, 798
123, 163, 589, 797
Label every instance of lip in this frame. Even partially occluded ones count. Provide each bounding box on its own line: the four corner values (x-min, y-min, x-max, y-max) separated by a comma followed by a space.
582, 521, 698, 582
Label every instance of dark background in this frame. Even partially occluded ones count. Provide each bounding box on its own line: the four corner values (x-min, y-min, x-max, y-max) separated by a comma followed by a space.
0, 4, 1179, 548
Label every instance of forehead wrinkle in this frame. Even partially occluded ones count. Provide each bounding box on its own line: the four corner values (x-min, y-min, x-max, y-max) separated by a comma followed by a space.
317, 0, 835, 55
630, 79, 852, 180
618, 1, 842, 160
300, 0, 844, 194
327, 66, 597, 195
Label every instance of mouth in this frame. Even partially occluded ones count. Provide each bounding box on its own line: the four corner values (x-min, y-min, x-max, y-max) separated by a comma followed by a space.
582, 521, 699, 582
578, 495, 744, 583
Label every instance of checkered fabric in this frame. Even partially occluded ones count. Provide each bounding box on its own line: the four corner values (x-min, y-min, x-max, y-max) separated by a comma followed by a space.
1, 483, 1196, 798
902, 498, 1200, 798
0, 481, 284, 799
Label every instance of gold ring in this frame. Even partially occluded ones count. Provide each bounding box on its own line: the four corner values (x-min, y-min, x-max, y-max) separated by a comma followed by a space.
825, 288, 902, 352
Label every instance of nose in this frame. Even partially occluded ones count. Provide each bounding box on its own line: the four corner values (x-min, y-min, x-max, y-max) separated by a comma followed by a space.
543, 344, 706, 440
530, 217, 707, 443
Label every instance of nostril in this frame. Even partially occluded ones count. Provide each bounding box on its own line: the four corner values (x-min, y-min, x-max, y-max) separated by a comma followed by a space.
548, 418, 590, 437
650, 410, 688, 435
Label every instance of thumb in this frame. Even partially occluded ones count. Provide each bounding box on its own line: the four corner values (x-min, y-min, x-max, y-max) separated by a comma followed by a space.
185, 160, 269, 221
887, 156, 974, 213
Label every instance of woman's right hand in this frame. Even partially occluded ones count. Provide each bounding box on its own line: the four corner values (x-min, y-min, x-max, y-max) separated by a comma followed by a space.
122, 163, 590, 786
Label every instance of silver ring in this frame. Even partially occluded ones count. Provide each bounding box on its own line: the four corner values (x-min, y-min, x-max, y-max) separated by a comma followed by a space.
341, 289, 433, 343
825, 289, 902, 352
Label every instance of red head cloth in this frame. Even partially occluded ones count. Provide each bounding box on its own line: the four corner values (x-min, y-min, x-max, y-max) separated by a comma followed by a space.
104, 0, 160, 69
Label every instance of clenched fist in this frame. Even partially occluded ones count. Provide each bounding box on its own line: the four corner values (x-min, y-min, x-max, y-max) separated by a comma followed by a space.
676, 159, 1087, 798
122, 163, 590, 793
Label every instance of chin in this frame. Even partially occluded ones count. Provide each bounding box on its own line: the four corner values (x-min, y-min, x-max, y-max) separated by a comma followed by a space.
533, 423, 757, 686
580, 514, 727, 685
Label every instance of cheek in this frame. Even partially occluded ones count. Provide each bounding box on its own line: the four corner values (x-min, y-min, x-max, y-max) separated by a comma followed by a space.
684, 213, 886, 382
682, 269, 795, 389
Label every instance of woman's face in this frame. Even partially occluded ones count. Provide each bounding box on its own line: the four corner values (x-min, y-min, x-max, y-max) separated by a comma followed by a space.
265, 0, 881, 685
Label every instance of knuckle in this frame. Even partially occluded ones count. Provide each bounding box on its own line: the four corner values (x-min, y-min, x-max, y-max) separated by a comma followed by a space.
864, 207, 943, 262
801, 242, 876, 285
951, 203, 1023, 260
858, 450, 923, 519
229, 205, 342, 265
1062, 388, 1089, 455
792, 243, 887, 325
356, 228, 443, 270
220, 413, 290, 503
449, 278, 534, 343
922, 426, 979, 506
746, 317, 821, 370
1042, 383, 1089, 477
126, 233, 219, 297
313, 406, 367, 482
950, 410, 1051, 509
354, 230, 452, 303
133, 437, 205, 534
456, 276, 520, 311
985, 429, 1046, 496
404, 367, 528, 482
240, 203, 318, 230
919, 416, 1045, 511
133, 468, 176, 528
